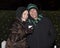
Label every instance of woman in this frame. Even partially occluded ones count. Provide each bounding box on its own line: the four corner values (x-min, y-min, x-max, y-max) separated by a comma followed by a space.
6, 7, 31, 48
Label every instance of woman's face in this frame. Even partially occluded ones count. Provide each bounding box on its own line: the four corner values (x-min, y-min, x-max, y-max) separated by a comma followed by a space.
21, 10, 28, 21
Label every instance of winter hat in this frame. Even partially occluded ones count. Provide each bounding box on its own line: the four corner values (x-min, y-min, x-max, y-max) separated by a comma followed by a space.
16, 7, 26, 19
27, 3, 38, 11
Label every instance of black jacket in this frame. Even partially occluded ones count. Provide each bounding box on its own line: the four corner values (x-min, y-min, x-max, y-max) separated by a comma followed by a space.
27, 17, 56, 48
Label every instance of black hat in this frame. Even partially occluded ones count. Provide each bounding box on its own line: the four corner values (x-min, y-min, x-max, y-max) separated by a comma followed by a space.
16, 7, 26, 19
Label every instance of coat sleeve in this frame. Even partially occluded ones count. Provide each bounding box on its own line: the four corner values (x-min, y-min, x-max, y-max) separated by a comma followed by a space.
48, 19, 56, 46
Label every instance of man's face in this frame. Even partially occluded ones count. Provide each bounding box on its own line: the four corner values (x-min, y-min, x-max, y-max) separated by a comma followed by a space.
21, 10, 28, 21
29, 8, 38, 19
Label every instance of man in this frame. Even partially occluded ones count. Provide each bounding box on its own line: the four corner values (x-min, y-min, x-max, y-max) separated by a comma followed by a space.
27, 3, 56, 48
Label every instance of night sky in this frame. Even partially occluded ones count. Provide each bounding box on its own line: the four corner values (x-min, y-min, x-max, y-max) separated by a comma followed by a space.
0, 0, 59, 10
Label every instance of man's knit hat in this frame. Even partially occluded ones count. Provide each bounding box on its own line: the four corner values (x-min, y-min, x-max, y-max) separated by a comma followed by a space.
27, 3, 38, 11
16, 7, 26, 19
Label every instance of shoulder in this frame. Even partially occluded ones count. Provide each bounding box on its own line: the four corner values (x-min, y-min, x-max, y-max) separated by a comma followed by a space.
9, 19, 20, 29
42, 16, 51, 21
41, 16, 53, 25
42, 16, 52, 22
38, 14, 51, 23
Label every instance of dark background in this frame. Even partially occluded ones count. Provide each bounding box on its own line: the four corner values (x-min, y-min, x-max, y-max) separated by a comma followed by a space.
0, 0, 59, 10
